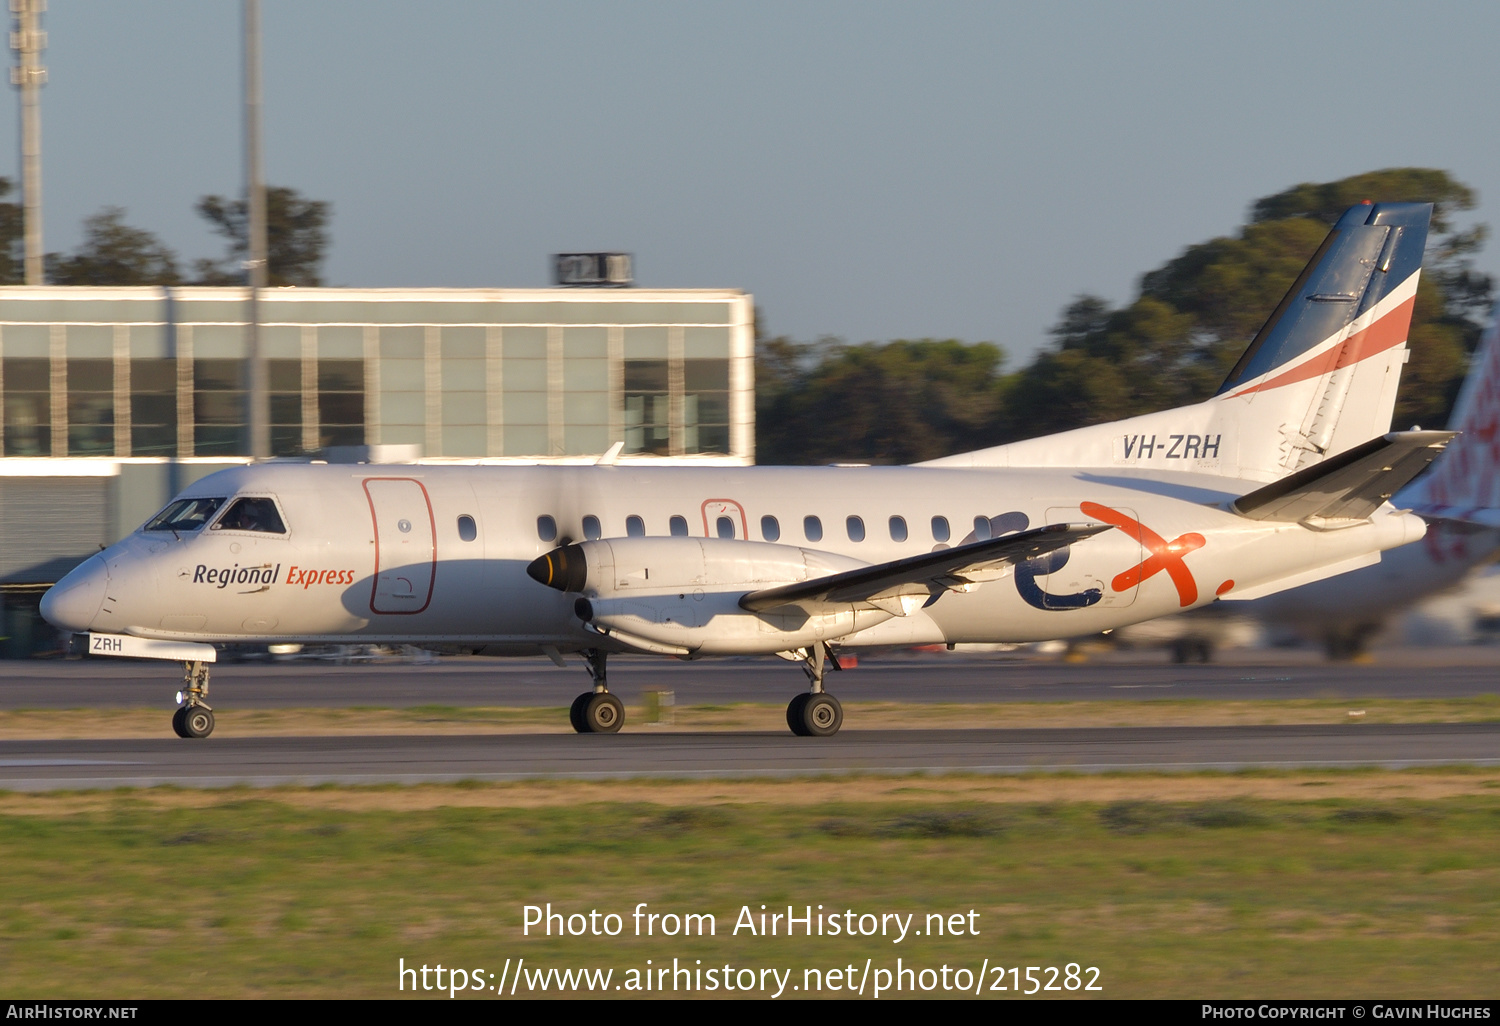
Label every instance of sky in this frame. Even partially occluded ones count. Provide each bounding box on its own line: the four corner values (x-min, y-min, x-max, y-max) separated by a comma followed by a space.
5, 1, 1499, 365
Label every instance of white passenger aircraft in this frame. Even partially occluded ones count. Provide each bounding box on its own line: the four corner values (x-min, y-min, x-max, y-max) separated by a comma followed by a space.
1122, 300, 1500, 661
43, 201, 1448, 737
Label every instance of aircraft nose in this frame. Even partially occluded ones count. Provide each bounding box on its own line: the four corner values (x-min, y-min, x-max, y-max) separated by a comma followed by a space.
40, 555, 109, 633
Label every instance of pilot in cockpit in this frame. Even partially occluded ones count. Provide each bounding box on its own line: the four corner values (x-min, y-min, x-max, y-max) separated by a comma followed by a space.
213, 497, 285, 533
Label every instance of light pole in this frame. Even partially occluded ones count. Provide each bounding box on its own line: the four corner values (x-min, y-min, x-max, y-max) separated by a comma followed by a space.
244, 0, 269, 457
10, 0, 45, 285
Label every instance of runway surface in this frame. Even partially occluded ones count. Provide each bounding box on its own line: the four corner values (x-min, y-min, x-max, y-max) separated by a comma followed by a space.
1, 722, 1496, 790
2, 647, 1499, 709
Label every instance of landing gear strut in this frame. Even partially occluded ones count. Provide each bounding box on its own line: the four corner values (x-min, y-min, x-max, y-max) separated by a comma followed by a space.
786, 642, 843, 737
172, 660, 215, 739
569, 648, 624, 734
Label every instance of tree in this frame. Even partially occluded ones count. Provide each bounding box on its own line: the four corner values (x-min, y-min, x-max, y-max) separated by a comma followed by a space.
0, 177, 21, 284
757, 337, 1009, 464
1002, 167, 1492, 438
46, 207, 181, 286
754, 168, 1492, 461
192, 186, 331, 286
1002, 294, 1205, 438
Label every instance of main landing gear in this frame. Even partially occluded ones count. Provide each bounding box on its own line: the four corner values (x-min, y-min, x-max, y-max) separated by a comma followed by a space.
171, 660, 215, 739
786, 642, 844, 737
569, 648, 625, 734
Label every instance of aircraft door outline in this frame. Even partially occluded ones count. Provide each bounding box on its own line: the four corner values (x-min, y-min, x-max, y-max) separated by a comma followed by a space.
1036, 505, 1142, 608
701, 499, 747, 539
363, 477, 437, 614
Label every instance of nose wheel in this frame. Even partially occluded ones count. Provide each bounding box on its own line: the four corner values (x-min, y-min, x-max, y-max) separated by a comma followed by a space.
172, 704, 215, 739
172, 660, 215, 739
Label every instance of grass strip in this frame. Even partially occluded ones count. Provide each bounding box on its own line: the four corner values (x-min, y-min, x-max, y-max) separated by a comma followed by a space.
1, 777, 1497, 998
0, 694, 1497, 740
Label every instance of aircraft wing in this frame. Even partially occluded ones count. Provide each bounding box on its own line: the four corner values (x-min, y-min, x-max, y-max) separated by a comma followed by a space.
739, 522, 1111, 615
1231, 430, 1455, 524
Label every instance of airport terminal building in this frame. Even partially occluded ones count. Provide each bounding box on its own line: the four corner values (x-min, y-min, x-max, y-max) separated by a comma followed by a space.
0, 284, 755, 655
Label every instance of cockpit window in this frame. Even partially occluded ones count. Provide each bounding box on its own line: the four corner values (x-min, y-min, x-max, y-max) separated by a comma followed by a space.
211, 497, 287, 534
144, 497, 225, 532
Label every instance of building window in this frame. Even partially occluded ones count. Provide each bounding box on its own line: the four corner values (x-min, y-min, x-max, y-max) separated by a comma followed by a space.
683, 359, 729, 454
623, 359, 669, 455
669, 515, 688, 537
761, 515, 780, 542
3, 357, 50, 455
194, 359, 245, 456
67, 359, 113, 455
319, 359, 365, 448
268, 358, 302, 457
130, 359, 176, 456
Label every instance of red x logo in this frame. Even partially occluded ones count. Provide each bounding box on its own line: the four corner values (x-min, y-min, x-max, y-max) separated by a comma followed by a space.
1079, 501, 1205, 607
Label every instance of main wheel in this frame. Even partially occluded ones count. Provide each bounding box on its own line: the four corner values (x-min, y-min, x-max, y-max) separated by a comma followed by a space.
569, 692, 593, 733
798, 693, 843, 737
786, 693, 812, 736
171, 705, 190, 738
582, 692, 625, 734
180, 705, 215, 739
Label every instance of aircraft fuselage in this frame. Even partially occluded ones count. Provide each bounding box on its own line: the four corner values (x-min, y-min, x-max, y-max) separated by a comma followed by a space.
48, 462, 1424, 657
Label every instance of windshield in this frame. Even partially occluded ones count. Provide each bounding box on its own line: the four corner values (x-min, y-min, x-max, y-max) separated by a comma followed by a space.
143, 497, 225, 533
211, 497, 287, 534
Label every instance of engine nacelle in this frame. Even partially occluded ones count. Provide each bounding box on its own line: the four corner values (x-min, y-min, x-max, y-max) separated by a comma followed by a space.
526, 537, 895, 655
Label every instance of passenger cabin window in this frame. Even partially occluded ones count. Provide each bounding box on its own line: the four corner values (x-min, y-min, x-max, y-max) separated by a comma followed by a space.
804, 515, 823, 542
669, 515, 689, 537
145, 497, 225, 533
846, 516, 865, 542
582, 515, 602, 541
973, 515, 992, 541
761, 515, 780, 542
537, 515, 558, 542
211, 497, 287, 534
889, 515, 908, 542
457, 515, 477, 542
626, 515, 645, 537
716, 516, 735, 539
931, 516, 950, 543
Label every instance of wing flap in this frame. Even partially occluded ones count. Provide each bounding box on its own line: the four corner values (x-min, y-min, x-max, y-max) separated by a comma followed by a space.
739, 522, 1111, 614
1231, 430, 1454, 524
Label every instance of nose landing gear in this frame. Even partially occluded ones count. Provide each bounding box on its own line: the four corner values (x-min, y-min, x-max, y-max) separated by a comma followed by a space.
786, 642, 844, 737
569, 648, 625, 734
172, 660, 214, 739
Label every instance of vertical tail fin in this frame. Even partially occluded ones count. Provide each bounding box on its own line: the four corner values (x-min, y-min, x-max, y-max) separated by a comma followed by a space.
1413, 301, 1500, 509
921, 202, 1432, 481
1216, 201, 1430, 472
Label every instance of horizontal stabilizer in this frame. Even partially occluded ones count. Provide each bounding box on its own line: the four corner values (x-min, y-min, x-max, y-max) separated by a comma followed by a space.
1406, 504, 1500, 531
739, 522, 1110, 614
1231, 431, 1454, 523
